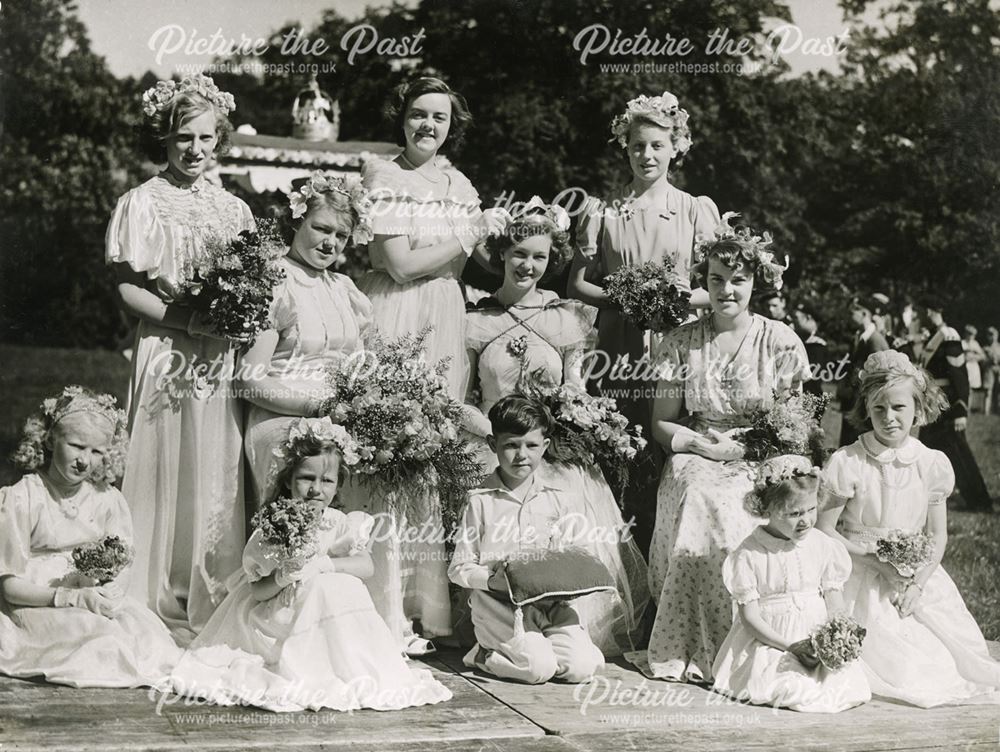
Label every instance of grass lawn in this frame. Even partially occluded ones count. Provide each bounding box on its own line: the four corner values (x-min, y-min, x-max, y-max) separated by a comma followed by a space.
1, 343, 998, 639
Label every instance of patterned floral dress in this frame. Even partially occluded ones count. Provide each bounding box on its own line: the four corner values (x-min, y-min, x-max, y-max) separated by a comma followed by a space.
635, 314, 809, 682
106, 174, 254, 641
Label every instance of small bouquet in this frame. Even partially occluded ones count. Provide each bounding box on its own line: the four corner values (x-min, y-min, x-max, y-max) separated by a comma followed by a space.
739, 391, 829, 466
71, 535, 133, 585
319, 327, 485, 526
810, 615, 866, 671
517, 370, 646, 498
250, 496, 324, 566
183, 220, 287, 346
876, 529, 935, 577
603, 260, 692, 333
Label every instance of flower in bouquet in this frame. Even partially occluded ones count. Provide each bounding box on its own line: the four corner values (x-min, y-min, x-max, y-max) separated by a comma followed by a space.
516, 368, 646, 500
318, 327, 485, 526
250, 495, 324, 565
739, 391, 829, 466
71, 535, 134, 584
603, 260, 692, 333
810, 615, 866, 671
183, 220, 287, 345
876, 529, 935, 578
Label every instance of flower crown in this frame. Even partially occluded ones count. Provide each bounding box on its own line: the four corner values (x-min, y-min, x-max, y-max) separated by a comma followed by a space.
289, 171, 374, 246
746, 454, 821, 517
506, 195, 571, 240
12, 386, 129, 489
695, 212, 789, 290
141, 74, 235, 119
609, 91, 692, 153
858, 350, 927, 389
271, 416, 362, 472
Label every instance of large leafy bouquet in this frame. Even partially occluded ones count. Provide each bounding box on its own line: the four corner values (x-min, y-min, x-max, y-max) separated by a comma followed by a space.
603, 260, 691, 333
250, 496, 324, 565
876, 530, 935, 578
517, 370, 646, 498
72, 535, 133, 584
810, 615, 866, 671
738, 391, 829, 466
320, 328, 485, 523
184, 220, 287, 345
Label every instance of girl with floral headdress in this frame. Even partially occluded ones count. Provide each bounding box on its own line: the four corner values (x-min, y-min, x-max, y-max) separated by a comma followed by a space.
168, 417, 452, 711
106, 74, 255, 640
712, 455, 870, 712
817, 350, 1000, 706
462, 198, 649, 657
240, 171, 373, 505
0, 387, 181, 687
636, 217, 808, 684
567, 91, 721, 555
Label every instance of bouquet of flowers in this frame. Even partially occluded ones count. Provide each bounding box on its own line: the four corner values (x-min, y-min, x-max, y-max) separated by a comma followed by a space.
810, 615, 866, 671
876, 530, 935, 577
183, 220, 287, 345
738, 391, 829, 466
71, 535, 133, 585
250, 496, 324, 566
602, 260, 692, 333
319, 328, 485, 525
517, 370, 647, 498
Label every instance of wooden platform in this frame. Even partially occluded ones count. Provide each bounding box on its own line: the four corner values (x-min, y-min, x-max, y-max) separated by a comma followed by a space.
3, 646, 999, 751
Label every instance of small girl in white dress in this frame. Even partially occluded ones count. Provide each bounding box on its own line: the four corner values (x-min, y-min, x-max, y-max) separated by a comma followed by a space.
712, 455, 871, 713
169, 417, 452, 711
818, 350, 1000, 707
0, 386, 180, 687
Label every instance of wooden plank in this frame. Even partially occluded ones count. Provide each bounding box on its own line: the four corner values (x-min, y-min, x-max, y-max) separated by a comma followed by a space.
437, 650, 1000, 751
0, 658, 545, 751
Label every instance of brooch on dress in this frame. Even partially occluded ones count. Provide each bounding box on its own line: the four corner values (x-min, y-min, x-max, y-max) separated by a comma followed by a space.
507, 334, 528, 358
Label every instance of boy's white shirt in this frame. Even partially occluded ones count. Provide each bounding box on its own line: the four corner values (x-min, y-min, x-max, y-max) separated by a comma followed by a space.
448, 469, 584, 591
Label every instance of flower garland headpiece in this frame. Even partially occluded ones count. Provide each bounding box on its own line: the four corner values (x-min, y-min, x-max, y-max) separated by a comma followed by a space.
271, 416, 362, 474
289, 171, 374, 246
609, 91, 692, 153
858, 350, 927, 390
506, 195, 571, 240
695, 212, 789, 290
141, 74, 235, 119
745, 454, 820, 517
11, 385, 129, 489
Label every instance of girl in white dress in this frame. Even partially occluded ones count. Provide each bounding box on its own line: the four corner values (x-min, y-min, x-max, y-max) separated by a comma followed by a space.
713, 455, 870, 713
818, 350, 1000, 707
169, 417, 451, 711
0, 387, 181, 687
106, 75, 254, 640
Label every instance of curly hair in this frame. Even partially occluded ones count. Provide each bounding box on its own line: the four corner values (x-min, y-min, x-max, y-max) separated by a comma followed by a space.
12, 389, 128, 491
385, 76, 473, 151
269, 435, 347, 505
138, 91, 234, 164
847, 369, 949, 431
744, 473, 820, 519
484, 213, 573, 280
693, 238, 783, 295
279, 180, 357, 246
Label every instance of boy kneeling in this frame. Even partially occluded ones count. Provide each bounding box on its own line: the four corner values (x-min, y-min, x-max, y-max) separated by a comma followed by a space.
449, 396, 604, 684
